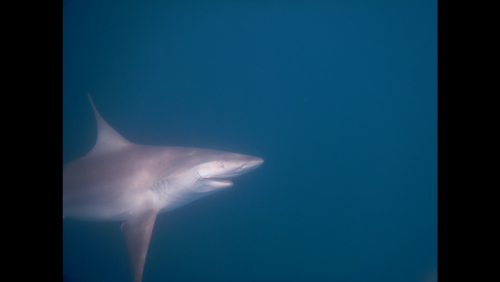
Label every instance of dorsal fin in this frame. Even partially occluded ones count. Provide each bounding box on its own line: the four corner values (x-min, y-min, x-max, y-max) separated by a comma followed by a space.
86, 93, 132, 156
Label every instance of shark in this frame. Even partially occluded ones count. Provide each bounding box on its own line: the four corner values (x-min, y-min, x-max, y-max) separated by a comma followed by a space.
63, 94, 263, 282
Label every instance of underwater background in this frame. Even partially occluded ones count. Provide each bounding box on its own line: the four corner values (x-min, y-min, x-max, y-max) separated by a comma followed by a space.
63, 1, 437, 282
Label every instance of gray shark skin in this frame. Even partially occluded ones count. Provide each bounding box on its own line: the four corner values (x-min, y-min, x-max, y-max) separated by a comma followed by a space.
63, 94, 263, 282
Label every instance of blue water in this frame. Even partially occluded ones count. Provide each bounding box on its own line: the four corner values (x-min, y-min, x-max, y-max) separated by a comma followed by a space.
63, 1, 437, 281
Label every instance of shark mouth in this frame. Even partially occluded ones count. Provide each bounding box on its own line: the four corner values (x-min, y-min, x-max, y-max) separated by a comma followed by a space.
202, 177, 233, 185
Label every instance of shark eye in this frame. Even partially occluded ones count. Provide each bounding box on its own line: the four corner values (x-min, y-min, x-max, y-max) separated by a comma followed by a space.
218, 162, 224, 168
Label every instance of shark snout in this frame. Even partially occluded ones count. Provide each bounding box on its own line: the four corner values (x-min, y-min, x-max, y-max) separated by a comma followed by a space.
239, 157, 263, 172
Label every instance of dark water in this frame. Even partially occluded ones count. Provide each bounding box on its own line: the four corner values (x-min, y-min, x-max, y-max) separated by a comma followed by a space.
63, 1, 437, 281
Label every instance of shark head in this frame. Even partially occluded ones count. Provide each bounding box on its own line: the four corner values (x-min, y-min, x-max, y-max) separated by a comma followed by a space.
186, 151, 263, 191
152, 149, 263, 211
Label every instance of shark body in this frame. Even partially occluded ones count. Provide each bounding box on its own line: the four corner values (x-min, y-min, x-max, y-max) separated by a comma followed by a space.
63, 95, 263, 282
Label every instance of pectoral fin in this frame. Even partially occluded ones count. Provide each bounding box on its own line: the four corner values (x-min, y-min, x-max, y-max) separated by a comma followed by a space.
121, 205, 160, 282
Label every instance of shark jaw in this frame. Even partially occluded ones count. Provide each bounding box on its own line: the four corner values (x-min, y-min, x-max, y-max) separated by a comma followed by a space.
194, 158, 264, 189
63, 94, 263, 282
201, 177, 233, 186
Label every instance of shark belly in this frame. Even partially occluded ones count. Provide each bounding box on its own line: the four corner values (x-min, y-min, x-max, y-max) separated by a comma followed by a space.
157, 187, 220, 214
63, 185, 156, 221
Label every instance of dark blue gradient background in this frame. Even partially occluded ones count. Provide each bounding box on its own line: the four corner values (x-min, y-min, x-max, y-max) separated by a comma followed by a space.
63, 1, 437, 281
